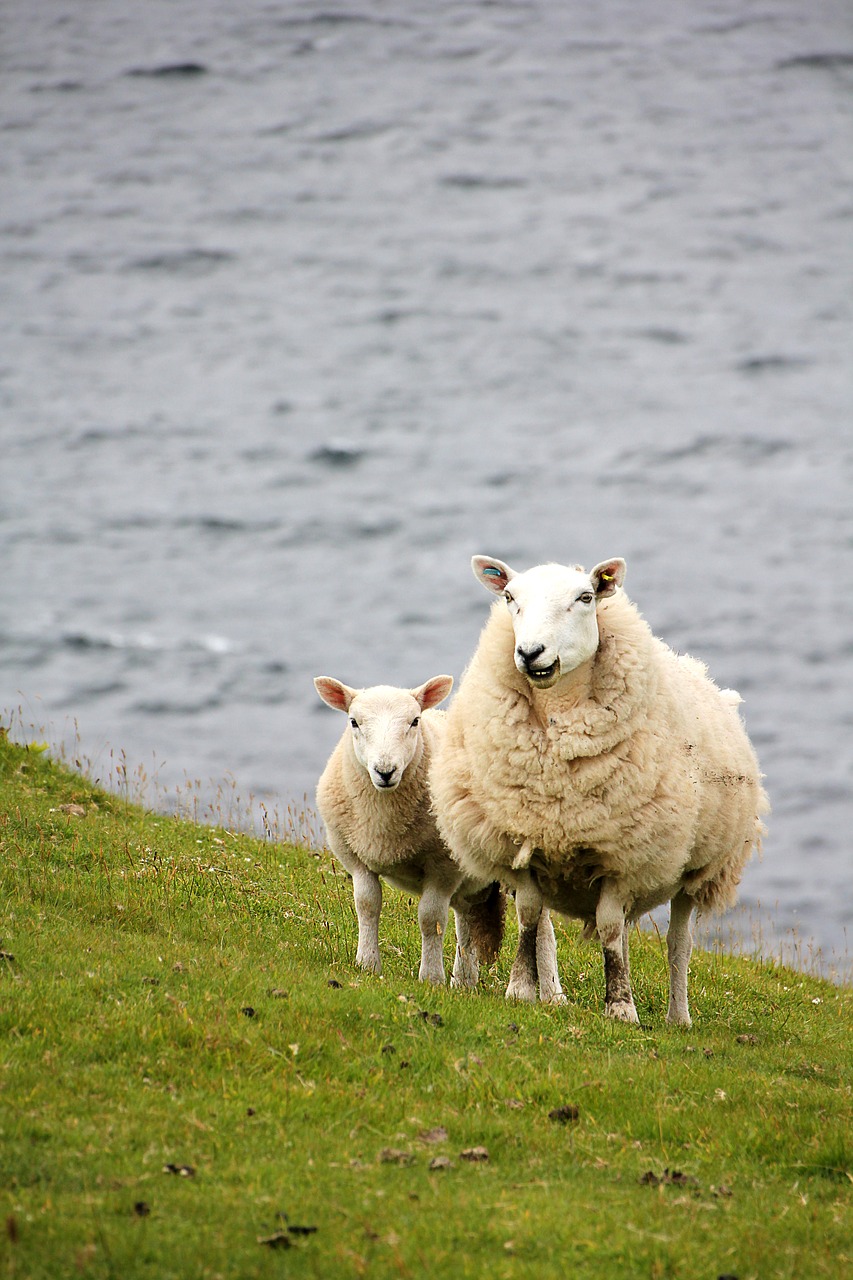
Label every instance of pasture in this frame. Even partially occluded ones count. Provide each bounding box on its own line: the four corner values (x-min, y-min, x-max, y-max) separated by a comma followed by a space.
0, 731, 849, 1279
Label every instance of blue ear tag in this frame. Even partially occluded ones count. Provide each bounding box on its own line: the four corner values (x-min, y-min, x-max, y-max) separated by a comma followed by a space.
482, 567, 503, 577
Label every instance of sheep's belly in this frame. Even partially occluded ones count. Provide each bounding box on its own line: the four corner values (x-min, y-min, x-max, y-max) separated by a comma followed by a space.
531, 861, 599, 923
379, 857, 427, 896
531, 860, 685, 925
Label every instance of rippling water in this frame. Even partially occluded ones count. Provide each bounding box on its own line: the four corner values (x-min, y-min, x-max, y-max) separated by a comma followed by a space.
2, 1, 851, 965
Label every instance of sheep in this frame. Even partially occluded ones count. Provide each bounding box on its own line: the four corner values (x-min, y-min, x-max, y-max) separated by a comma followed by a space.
313, 674, 504, 987
429, 556, 769, 1026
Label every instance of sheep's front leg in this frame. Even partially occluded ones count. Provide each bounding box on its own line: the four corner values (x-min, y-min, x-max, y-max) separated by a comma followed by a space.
450, 907, 479, 989
536, 911, 567, 1005
417, 881, 450, 986
666, 891, 694, 1027
597, 879, 639, 1023
352, 866, 383, 976
506, 872, 543, 1003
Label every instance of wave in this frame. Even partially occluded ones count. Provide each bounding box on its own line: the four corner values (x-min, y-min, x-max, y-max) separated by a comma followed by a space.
59, 631, 238, 657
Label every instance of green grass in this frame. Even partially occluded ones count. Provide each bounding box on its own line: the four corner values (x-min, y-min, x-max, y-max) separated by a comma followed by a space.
0, 729, 850, 1280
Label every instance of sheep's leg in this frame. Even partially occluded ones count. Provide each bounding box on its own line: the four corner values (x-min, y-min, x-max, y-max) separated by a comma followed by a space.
506, 873, 542, 1003
352, 867, 383, 976
450, 907, 479, 989
597, 879, 639, 1024
536, 910, 567, 1005
417, 881, 450, 986
666, 891, 694, 1027
621, 921, 632, 987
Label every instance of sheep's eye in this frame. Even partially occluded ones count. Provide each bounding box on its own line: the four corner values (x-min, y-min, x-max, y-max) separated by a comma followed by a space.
578, 592, 594, 605
410, 717, 420, 729
504, 593, 514, 605
350, 718, 359, 730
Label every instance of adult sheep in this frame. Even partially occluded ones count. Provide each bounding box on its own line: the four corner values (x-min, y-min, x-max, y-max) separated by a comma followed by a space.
429, 556, 769, 1025
314, 675, 504, 987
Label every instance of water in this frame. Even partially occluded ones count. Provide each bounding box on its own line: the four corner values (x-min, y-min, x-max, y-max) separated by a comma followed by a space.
2, 1, 851, 968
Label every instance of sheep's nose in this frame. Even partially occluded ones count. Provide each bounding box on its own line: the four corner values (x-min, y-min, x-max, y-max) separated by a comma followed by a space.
516, 642, 545, 669
375, 767, 396, 786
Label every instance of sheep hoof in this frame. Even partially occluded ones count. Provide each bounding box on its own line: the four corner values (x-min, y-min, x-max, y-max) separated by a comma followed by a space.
542, 991, 568, 1006
505, 981, 538, 1003
356, 954, 382, 976
605, 1000, 640, 1024
666, 1009, 692, 1028
451, 955, 479, 988
419, 968, 446, 986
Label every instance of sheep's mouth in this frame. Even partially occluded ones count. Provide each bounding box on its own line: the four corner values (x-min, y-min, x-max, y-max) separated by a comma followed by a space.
525, 659, 560, 687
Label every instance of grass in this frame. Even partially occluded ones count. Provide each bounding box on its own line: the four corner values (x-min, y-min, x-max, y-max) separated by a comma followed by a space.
0, 728, 850, 1280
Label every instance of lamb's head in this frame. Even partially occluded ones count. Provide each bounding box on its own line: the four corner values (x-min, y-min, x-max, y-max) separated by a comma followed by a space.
472, 555, 626, 689
313, 675, 453, 790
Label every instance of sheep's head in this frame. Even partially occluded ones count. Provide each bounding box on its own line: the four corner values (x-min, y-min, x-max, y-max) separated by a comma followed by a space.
472, 556, 626, 689
313, 675, 453, 790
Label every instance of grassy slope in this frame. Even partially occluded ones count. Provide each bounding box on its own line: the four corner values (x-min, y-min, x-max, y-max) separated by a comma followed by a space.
0, 732, 850, 1280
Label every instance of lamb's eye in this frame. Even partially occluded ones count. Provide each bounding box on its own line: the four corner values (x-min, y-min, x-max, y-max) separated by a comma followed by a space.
350, 718, 359, 730
504, 593, 514, 606
410, 716, 420, 729
578, 592, 594, 605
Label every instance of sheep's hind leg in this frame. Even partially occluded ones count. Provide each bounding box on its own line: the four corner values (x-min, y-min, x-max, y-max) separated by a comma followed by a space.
417, 881, 450, 986
536, 911, 567, 1005
506, 873, 542, 1003
666, 891, 694, 1027
450, 907, 479, 989
352, 868, 383, 976
597, 879, 639, 1024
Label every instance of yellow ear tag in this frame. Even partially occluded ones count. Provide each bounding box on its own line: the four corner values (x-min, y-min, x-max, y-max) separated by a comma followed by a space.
601, 571, 613, 581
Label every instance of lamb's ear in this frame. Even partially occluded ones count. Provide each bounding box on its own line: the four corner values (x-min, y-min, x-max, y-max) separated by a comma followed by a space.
313, 677, 357, 713
590, 558, 626, 598
472, 555, 516, 595
412, 674, 453, 711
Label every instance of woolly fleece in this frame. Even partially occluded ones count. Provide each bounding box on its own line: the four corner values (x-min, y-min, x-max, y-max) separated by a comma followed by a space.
317, 706, 457, 895
431, 589, 769, 927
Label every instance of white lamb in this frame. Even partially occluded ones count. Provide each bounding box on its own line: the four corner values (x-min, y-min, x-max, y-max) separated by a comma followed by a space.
430, 556, 769, 1026
314, 675, 504, 987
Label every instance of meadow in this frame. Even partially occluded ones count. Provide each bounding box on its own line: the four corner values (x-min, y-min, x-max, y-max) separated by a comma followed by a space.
0, 729, 849, 1279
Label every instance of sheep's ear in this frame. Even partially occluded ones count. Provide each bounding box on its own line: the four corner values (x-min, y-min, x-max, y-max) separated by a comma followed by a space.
590, 558, 626, 598
412, 674, 453, 711
472, 556, 515, 595
314, 677, 357, 713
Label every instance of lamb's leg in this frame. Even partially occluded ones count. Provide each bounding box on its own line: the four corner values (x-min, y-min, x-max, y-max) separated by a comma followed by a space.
597, 879, 639, 1023
352, 867, 383, 976
450, 907, 479, 989
417, 881, 450, 986
506, 873, 542, 1003
666, 891, 694, 1027
536, 910, 567, 1005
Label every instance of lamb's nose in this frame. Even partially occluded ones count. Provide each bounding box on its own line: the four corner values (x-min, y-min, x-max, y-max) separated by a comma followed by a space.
375, 767, 396, 785
516, 643, 545, 669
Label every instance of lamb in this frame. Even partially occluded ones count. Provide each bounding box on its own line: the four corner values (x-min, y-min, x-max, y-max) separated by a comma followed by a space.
313, 674, 504, 987
429, 556, 769, 1026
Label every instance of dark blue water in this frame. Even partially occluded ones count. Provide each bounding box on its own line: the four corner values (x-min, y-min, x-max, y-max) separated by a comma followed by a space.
2, 0, 851, 969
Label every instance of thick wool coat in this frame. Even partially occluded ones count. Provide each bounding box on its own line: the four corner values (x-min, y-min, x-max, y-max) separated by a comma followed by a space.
316, 709, 457, 895
430, 591, 769, 927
